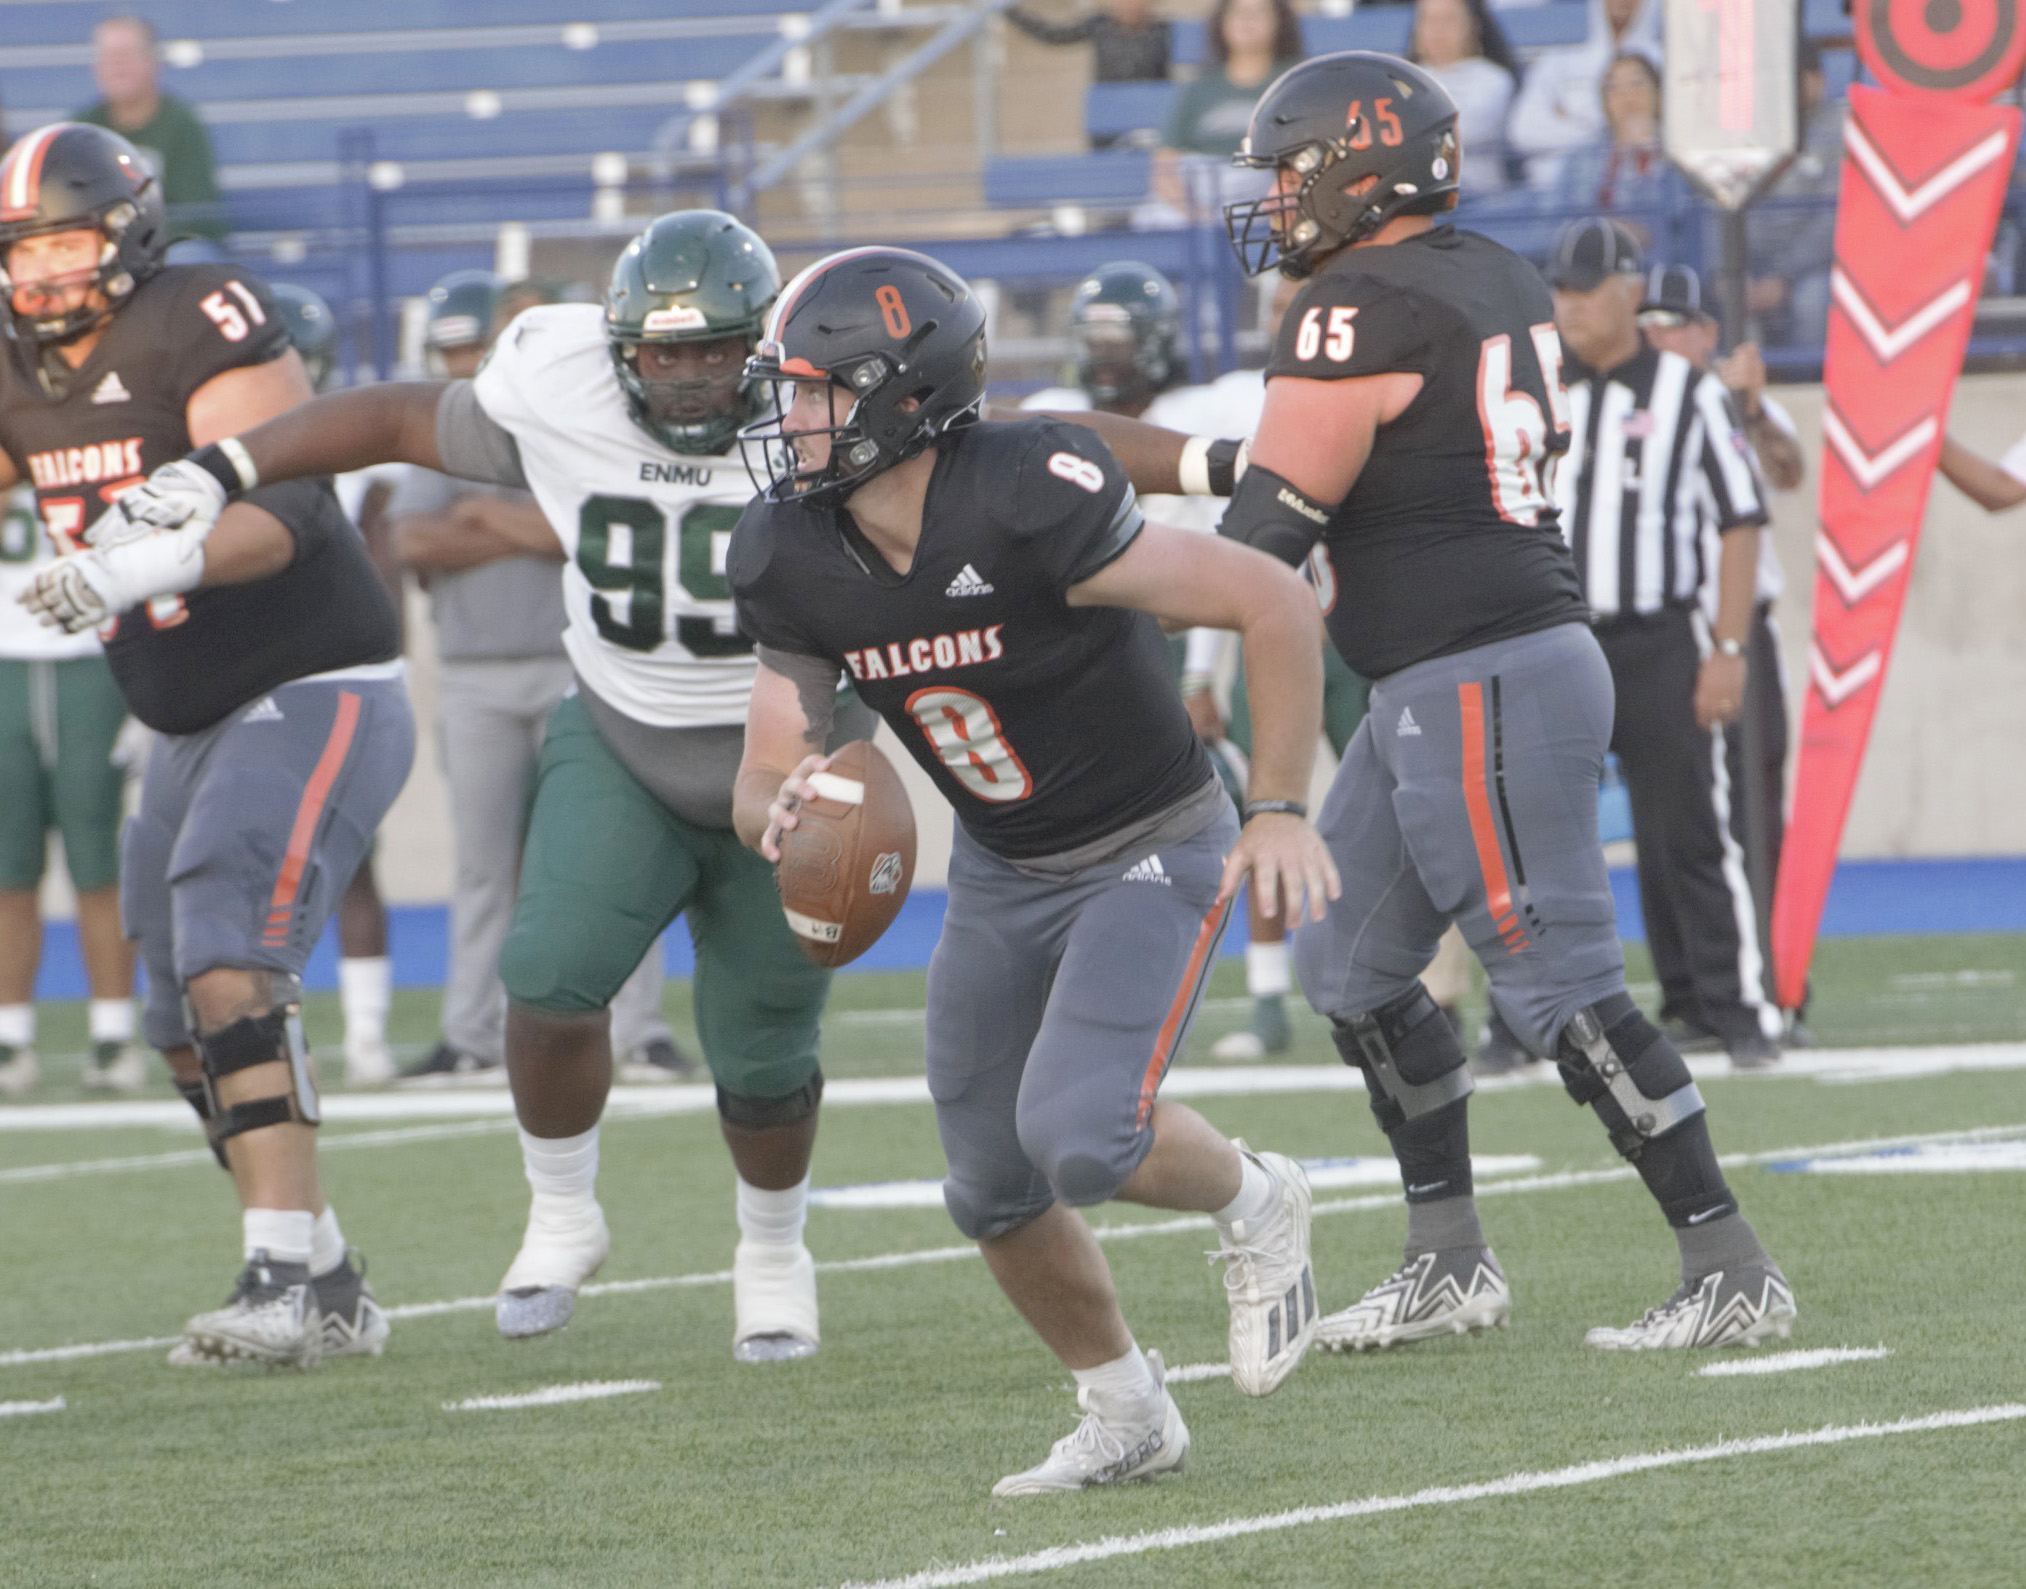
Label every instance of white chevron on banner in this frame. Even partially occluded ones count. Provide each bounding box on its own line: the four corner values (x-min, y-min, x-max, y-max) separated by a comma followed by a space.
1823, 408, 1937, 490
1810, 643, 1884, 708
1830, 271, 1974, 363
1816, 535, 1910, 605
1844, 121, 2013, 225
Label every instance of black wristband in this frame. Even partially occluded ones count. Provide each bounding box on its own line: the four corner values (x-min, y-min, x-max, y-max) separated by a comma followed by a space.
1243, 799, 1307, 821
1205, 437, 1243, 497
187, 441, 252, 498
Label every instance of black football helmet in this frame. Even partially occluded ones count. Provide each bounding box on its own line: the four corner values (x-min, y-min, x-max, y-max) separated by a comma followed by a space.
272, 282, 339, 392
1069, 261, 1181, 410
607, 209, 779, 456
0, 122, 169, 349
1224, 52, 1461, 280
741, 246, 986, 505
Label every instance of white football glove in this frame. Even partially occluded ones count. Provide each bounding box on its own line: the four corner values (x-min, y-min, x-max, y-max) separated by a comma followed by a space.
85, 457, 230, 546
20, 527, 209, 633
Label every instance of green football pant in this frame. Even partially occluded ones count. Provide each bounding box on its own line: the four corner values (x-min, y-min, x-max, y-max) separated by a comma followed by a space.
0, 655, 128, 892
498, 694, 829, 1101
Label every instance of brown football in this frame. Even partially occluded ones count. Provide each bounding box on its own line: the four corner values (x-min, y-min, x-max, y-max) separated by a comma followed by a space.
775, 739, 918, 968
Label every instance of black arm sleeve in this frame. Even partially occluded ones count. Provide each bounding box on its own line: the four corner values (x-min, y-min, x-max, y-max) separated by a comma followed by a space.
1218, 462, 1333, 567
240, 477, 348, 557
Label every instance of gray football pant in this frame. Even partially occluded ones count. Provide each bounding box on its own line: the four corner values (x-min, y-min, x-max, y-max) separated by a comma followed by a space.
435, 657, 665, 1063
928, 806, 1238, 1243
1294, 623, 1629, 1056
125, 676, 416, 1052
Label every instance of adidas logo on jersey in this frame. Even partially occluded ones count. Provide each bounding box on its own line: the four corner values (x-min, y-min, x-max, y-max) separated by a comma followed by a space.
241, 696, 284, 724
1123, 854, 1170, 886
1396, 707, 1422, 737
90, 371, 132, 404
946, 564, 994, 597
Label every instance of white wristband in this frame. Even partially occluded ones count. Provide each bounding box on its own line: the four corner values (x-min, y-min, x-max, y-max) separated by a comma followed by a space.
217, 436, 260, 491
1177, 435, 1214, 497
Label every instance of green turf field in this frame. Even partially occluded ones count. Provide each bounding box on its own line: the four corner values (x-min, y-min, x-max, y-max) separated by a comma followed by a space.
5, 935, 2026, 1587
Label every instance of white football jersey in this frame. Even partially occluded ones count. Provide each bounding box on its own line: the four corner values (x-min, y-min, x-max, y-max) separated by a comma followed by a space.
0, 485, 100, 661
473, 304, 756, 728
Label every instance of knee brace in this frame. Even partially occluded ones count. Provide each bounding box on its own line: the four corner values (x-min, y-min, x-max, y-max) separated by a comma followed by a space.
174, 1080, 228, 1170
716, 1069, 824, 1131
1333, 985, 1474, 1133
193, 988, 320, 1145
1554, 994, 1703, 1161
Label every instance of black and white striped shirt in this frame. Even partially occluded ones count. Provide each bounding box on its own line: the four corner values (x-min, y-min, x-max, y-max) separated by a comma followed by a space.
1556, 346, 1767, 620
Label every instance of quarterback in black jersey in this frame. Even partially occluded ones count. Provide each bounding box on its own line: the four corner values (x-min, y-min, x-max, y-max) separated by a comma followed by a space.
731, 247, 1335, 1494
0, 124, 412, 1367
1206, 53, 1793, 1352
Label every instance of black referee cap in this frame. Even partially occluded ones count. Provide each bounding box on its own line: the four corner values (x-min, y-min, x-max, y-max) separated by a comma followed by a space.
1639, 263, 1714, 322
1547, 218, 1644, 291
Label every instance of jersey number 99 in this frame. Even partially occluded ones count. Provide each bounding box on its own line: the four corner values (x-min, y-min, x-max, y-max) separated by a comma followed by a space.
576, 494, 750, 657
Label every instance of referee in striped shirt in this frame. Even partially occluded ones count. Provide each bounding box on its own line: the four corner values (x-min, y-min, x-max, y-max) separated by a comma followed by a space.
1547, 219, 1782, 1067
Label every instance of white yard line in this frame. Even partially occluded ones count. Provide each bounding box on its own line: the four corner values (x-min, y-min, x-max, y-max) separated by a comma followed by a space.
0, 1396, 64, 1418
0, 1118, 520, 1184
1699, 1347, 1895, 1378
6, 1041, 2026, 1137
824, 1404, 2026, 1589
6, 1122, 2022, 1370
443, 1379, 660, 1412
1163, 1363, 1232, 1384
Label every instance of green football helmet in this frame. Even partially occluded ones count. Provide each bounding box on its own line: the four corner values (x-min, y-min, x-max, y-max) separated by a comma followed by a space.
424, 268, 502, 353
1069, 261, 1181, 409
271, 282, 338, 392
606, 209, 780, 456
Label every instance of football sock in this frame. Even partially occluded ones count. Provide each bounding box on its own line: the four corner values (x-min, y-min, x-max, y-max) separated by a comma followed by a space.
1676, 1211, 1771, 1284
338, 956, 391, 1046
1406, 1193, 1485, 1257
0, 1004, 33, 1048
1213, 1151, 1278, 1231
87, 998, 134, 1046
1073, 1343, 1160, 1418
737, 1171, 810, 1251
243, 1208, 315, 1267
520, 1124, 601, 1219
1245, 942, 1291, 999
310, 1206, 348, 1277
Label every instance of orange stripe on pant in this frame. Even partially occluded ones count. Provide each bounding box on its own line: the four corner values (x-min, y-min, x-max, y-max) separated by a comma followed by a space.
1135, 895, 1234, 1128
263, 690, 361, 946
1457, 681, 1526, 951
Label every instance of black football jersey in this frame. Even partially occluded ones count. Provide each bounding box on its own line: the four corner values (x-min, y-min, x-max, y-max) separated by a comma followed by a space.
0, 264, 398, 734
1260, 226, 1588, 679
730, 418, 1213, 860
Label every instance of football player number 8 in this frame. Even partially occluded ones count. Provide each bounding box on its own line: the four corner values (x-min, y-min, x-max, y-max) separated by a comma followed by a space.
906, 686, 1033, 803
876, 285, 911, 339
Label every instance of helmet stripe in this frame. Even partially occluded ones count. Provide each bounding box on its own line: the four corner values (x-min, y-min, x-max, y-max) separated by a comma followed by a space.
0, 123, 67, 222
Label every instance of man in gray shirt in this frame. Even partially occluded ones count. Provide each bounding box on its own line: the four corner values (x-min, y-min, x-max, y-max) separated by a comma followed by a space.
393, 272, 679, 1082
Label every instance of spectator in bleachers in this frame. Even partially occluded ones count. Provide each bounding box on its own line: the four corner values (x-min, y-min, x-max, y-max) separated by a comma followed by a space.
1148, 0, 1303, 220
1551, 51, 1683, 229
1006, 0, 1171, 85
1507, 0, 1659, 187
74, 16, 225, 241
1410, 0, 1520, 196
1745, 40, 1840, 349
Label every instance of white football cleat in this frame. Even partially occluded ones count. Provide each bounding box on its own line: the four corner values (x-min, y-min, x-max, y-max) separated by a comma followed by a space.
179, 1252, 321, 1367
1584, 1265, 1796, 1351
82, 1042, 148, 1093
343, 1034, 396, 1089
0, 1045, 40, 1098
733, 1241, 820, 1362
496, 1202, 610, 1340
992, 1349, 1189, 1497
1212, 1142, 1318, 1396
1316, 1246, 1511, 1352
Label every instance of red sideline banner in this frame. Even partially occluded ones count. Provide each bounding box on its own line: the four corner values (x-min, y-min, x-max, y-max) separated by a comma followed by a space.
1771, 83, 2018, 1007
